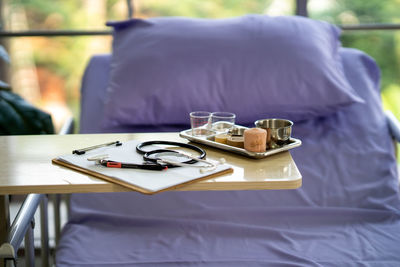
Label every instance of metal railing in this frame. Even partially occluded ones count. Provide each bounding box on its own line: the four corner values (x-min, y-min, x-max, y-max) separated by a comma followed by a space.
0, 30, 111, 37
0, 194, 49, 267
1, 23, 400, 38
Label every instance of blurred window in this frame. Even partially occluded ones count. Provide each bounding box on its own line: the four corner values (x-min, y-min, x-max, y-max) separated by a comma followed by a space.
3, 0, 128, 31
308, 0, 400, 24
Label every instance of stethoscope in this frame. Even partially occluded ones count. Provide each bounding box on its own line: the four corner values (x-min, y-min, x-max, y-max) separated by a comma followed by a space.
137, 141, 225, 173
87, 141, 225, 173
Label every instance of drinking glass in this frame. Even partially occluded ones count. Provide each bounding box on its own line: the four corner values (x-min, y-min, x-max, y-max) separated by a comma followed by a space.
211, 112, 236, 133
190, 111, 211, 136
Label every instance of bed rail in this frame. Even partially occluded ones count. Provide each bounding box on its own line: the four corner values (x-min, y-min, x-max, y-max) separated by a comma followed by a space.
58, 116, 75, 135
386, 110, 400, 143
0, 194, 47, 267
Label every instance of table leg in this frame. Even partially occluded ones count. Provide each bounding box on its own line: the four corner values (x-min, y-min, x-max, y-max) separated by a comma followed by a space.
0, 195, 10, 267
0, 195, 10, 243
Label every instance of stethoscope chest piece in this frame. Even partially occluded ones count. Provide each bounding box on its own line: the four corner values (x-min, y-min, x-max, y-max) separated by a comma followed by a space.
143, 149, 199, 167
143, 149, 224, 173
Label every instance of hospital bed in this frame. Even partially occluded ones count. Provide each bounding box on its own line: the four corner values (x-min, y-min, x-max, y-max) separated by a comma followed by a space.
54, 16, 400, 266
2, 15, 400, 266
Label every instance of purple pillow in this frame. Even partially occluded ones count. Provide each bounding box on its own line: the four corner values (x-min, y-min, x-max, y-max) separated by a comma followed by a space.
102, 15, 363, 128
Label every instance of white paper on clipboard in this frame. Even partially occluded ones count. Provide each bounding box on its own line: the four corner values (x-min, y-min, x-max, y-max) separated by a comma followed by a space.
55, 139, 233, 193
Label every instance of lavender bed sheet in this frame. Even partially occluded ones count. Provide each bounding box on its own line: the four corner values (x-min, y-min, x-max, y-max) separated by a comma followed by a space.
57, 48, 400, 266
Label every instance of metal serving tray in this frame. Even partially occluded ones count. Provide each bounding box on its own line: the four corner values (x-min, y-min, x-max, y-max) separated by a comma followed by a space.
179, 127, 302, 159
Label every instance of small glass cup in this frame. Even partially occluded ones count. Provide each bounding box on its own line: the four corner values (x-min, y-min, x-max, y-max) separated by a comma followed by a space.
211, 112, 236, 133
190, 111, 211, 136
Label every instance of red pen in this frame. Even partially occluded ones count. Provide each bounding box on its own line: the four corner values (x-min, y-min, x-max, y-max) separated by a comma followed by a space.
99, 160, 167, 171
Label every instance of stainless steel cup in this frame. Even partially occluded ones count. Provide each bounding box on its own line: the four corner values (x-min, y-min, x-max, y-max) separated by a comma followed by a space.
254, 119, 293, 149
228, 127, 246, 136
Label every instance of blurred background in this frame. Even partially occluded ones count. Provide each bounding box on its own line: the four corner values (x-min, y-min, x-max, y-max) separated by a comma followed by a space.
0, 0, 399, 151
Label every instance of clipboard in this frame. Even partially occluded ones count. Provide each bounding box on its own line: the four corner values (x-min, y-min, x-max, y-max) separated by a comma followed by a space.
52, 140, 233, 195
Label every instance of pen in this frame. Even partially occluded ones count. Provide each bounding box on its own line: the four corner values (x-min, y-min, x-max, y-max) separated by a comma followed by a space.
73, 141, 122, 155
99, 160, 168, 171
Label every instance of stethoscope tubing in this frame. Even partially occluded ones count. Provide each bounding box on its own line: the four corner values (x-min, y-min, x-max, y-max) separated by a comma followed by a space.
136, 141, 207, 168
